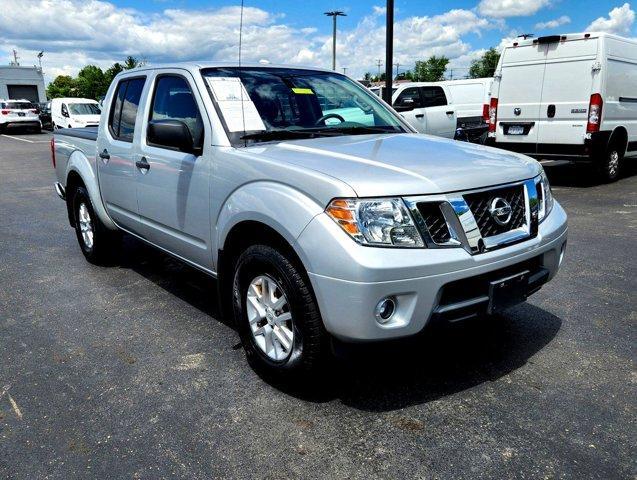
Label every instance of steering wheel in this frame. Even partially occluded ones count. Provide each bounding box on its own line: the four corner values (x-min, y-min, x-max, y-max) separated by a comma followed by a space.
315, 113, 345, 126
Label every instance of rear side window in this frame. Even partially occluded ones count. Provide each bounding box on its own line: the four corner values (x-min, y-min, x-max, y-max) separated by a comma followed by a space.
148, 75, 204, 149
420, 87, 447, 107
109, 77, 146, 142
395, 87, 423, 108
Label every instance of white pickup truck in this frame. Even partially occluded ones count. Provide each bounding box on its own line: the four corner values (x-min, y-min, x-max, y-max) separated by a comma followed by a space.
52, 63, 567, 380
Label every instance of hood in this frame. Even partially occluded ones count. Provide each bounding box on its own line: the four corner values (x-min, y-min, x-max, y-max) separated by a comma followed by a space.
245, 134, 540, 197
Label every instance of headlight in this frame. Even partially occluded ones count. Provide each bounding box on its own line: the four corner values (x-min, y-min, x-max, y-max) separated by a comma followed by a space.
536, 169, 554, 223
326, 198, 424, 247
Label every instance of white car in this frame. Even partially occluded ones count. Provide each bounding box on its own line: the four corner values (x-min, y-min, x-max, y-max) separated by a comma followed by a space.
488, 32, 637, 182
0, 99, 42, 133
51, 98, 101, 129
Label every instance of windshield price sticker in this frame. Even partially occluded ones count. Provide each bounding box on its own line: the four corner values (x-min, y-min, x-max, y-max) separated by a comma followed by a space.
292, 87, 314, 95
205, 77, 266, 132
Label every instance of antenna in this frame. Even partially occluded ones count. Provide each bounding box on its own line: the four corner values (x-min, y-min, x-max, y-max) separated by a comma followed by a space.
238, 0, 247, 145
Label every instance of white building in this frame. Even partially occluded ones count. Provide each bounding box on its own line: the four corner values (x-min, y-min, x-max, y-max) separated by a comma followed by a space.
0, 65, 47, 103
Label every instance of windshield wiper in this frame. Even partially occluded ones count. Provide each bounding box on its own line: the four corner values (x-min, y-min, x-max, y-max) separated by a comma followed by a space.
240, 129, 332, 141
312, 125, 401, 136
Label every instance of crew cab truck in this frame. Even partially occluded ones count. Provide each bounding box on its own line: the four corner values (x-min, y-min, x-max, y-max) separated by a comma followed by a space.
52, 63, 567, 380
488, 32, 637, 182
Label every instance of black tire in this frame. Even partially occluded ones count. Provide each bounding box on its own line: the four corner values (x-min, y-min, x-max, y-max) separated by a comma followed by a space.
597, 140, 623, 182
232, 244, 328, 381
71, 186, 119, 264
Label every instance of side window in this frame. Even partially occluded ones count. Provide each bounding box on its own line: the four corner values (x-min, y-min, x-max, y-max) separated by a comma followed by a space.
61, 103, 68, 117
420, 87, 447, 107
108, 77, 146, 142
394, 87, 423, 108
148, 75, 204, 149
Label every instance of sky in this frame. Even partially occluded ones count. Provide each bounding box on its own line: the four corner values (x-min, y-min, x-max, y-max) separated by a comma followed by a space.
0, 0, 635, 83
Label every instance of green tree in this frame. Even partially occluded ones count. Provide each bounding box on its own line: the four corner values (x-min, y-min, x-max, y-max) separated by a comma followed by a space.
46, 75, 77, 99
123, 56, 141, 70
363, 72, 372, 82
413, 56, 449, 81
469, 48, 500, 78
105, 62, 124, 85
75, 65, 108, 100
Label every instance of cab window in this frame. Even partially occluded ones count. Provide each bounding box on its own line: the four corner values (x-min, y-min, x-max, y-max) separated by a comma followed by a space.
394, 87, 423, 109
108, 77, 146, 142
420, 87, 447, 107
147, 75, 204, 150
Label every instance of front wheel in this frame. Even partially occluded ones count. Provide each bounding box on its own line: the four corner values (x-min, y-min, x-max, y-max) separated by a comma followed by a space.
232, 244, 328, 381
597, 142, 623, 182
72, 186, 119, 264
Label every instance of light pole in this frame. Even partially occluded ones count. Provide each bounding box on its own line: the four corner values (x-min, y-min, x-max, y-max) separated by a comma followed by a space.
325, 11, 346, 71
384, 0, 394, 104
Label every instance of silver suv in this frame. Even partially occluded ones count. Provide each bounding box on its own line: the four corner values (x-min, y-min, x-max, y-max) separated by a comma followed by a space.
52, 64, 567, 380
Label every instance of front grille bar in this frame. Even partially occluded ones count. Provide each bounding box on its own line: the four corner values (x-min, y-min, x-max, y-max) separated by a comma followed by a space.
404, 178, 540, 255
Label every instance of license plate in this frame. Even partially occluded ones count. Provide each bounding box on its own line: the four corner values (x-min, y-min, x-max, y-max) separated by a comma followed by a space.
17, 112, 25, 117
487, 270, 530, 314
507, 125, 524, 135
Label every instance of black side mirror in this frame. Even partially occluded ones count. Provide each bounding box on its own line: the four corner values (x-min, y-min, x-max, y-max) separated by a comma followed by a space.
62, 108, 69, 117
147, 119, 201, 155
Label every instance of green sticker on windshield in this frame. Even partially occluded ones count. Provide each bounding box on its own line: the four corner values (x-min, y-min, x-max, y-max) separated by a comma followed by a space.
292, 88, 314, 95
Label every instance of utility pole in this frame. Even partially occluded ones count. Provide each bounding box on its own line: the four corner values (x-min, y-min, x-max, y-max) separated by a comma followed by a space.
325, 11, 346, 71
376, 59, 383, 80
342, 67, 348, 75
37, 51, 44, 70
11, 49, 19, 66
384, 0, 394, 104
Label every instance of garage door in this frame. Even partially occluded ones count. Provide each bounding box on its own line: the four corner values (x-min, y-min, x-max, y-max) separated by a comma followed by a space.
7, 85, 39, 103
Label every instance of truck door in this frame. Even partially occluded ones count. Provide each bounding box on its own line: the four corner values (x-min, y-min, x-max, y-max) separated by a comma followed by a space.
419, 86, 456, 138
495, 43, 548, 150
135, 72, 212, 269
96, 76, 146, 233
394, 87, 427, 133
537, 37, 598, 151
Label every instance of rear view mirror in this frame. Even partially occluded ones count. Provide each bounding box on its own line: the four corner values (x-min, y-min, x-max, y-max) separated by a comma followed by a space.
147, 119, 201, 155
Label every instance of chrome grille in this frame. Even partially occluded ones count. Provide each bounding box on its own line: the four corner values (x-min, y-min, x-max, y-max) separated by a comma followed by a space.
463, 185, 526, 238
416, 202, 451, 244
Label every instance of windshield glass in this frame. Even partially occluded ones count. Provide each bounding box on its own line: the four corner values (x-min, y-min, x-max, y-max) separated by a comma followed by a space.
201, 67, 407, 145
69, 103, 101, 115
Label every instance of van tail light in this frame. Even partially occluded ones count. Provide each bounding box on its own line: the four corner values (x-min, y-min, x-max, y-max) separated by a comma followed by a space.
488, 98, 498, 133
587, 93, 603, 133
1, 110, 9, 115
482, 103, 490, 123
50, 137, 56, 169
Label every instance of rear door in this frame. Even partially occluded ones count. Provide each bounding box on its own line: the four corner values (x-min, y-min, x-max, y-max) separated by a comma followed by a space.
420, 86, 456, 138
96, 76, 147, 232
537, 38, 597, 148
496, 43, 548, 149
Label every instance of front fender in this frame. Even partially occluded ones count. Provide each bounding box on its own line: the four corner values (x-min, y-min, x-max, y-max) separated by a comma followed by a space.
215, 181, 327, 268
66, 150, 117, 230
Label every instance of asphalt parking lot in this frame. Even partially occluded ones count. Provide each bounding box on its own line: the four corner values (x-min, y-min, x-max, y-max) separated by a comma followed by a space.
0, 130, 635, 479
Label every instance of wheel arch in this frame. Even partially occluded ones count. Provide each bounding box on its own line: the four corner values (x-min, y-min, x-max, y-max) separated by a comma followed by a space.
609, 126, 629, 155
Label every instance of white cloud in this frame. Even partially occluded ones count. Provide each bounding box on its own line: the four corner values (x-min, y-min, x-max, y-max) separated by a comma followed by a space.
535, 15, 571, 30
586, 3, 635, 35
0, 1, 495, 82
477, 0, 551, 18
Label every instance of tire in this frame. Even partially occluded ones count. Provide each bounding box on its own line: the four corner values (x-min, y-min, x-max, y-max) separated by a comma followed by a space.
597, 140, 623, 182
71, 186, 119, 264
232, 244, 328, 381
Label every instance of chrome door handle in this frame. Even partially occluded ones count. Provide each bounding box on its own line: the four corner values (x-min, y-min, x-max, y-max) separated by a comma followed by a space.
415, 114, 424, 118
99, 149, 110, 164
446, 111, 454, 115
135, 157, 150, 171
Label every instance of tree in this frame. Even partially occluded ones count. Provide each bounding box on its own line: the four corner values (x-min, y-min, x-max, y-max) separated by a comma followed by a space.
363, 72, 372, 82
396, 70, 414, 81
46, 75, 77, 99
105, 62, 124, 85
75, 65, 109, 100
469, 48, 500, 78
413, 56, 449, 82
123, 56, 141, 70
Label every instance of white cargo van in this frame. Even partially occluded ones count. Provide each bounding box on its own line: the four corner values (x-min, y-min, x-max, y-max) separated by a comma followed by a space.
51, 98, 101, 129
488, 32, 637, 181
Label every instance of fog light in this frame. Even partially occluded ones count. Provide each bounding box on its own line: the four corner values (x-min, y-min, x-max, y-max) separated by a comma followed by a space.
375, 297, 396, 324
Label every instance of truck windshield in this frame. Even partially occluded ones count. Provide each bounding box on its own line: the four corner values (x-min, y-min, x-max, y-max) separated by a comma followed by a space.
201, 67, 407, 145
69, 103, 101, 115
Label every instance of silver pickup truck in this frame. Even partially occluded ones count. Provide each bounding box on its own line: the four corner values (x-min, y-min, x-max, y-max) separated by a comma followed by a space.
52, 63, 567, 380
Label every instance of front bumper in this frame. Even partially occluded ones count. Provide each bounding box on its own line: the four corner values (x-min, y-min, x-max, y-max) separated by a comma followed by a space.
297, 200, 567, 341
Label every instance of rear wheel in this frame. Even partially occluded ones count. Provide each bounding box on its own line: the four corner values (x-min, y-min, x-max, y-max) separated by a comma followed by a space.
71, 186, 119, 264
232, 244, 328, 381
597, 141, 623, 182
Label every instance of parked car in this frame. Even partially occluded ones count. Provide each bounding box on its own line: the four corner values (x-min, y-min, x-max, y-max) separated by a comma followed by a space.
442, 78, 493, 143
34, 102, 52, 130
0, 99, 41, 133
51, 97, 101, 129
51, 63, 567, 380
487, 32, 637, 182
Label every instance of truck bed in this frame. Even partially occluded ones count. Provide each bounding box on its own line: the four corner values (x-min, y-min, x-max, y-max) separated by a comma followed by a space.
55, 127, 98, 141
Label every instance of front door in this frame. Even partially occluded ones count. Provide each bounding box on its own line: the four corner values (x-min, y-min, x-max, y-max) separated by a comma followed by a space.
135, 72, 212, 269
96, 76, 146, 232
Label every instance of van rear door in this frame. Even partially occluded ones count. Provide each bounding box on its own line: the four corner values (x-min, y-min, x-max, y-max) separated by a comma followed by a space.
496, 43, 547, 150
537, 37, 598, 150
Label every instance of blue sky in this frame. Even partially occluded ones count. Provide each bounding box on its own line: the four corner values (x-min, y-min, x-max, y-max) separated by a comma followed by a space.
0, 0, 635, 82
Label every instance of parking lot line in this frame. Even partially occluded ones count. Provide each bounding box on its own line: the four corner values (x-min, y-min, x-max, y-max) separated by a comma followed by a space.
1, 134, 35, 143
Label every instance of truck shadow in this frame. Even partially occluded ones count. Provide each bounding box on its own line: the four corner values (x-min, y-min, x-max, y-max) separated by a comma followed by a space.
543, 162, 637, 187
114, 234, 562, 412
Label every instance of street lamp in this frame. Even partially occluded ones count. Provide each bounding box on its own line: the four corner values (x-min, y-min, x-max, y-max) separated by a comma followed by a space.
384, 0, 394, 104
325, 11, 346, 71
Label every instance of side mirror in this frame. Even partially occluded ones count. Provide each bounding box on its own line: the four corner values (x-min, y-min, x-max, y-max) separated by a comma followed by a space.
62, 108, 69, 118
147, 119, 201, 155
